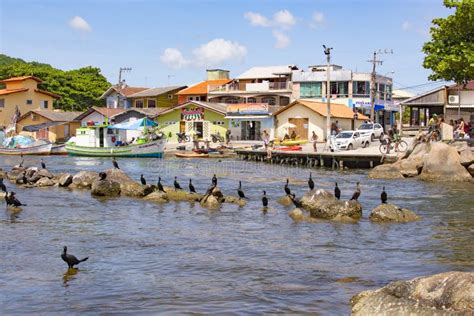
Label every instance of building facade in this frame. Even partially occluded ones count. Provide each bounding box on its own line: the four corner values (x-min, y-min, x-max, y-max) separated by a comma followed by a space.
177, 70, 231, 104
100, 84, 148, 109
128, 86, 186, 109
224, 103, 275, 141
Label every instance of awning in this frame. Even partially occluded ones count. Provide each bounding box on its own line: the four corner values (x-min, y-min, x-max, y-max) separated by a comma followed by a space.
22, 121, 67, 132
108, 117, 157, 130
374, 104, 384, 111
224, 115, 271, 119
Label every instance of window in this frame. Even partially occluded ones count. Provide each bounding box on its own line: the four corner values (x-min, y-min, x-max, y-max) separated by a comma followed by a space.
135, 100, 144, 108
247, 97, 257, 103
147, 99, 156, 108
300, 82, 322, 98
0, 99, 4, 108
330, 82, 349, 97
188, 96, 194, 101
212, 121, 225, 126
168, 94, 173, 99
386, 85, 392, 101
353, 81, 370, 97
262, 97, 276, 105
42, 100, 49, 109
378, 83, 386, 100
26, 99, 33, 105
224, 97, 240, 104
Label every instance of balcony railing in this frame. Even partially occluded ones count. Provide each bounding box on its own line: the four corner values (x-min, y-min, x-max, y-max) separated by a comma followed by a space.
208, 81, 292, 93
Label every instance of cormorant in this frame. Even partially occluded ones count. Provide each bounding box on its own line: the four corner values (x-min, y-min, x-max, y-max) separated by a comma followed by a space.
61, 246, 88, 269
99, 172, 107, 180
308, 172, 314, 190
212, 174, 217, 186
381, 186, 388, 204
200, 182, 216, 203
41, 159, 46, 169
22, 173, 28, 185
350, 182, 361, 201
157, 177, 166, 193
237, 181, 246, 199
140, 174, 146, 185
262, 190, 268, 207
289, 193, 303, 208
6, 192, 26, 207
334, 182, 341, 200
174, 176, 182, 191
284, 178, 291, 196
0, 179, 6, 192
189, 179, 196, 193
112, 157, 120, 169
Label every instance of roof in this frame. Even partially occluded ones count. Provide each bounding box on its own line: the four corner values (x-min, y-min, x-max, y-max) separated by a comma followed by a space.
0, 88, 29, 96
128, 86, 187, 98
0, 76, 43, 84
273, 99, 369, 120
177, 79, 231, 95
448, 80, 474, 91
22, 121, 69, 132
237, 65, 298, 79
111, 107, 171, 119
392, 89, 415, 99
158, 101, 227, 116
18, 110, 82, 122
34, 89, 60, 99
99, 85, 149, 99
74, 106, 127, 121
400, 85, 447, 105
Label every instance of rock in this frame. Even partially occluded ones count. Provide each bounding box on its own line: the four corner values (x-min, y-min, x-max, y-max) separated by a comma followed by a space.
351, 271, 474, 315
143, 191, 168, 203
91, 179, 121, 197
103, 168, 153, 197
468, 165, 474, 177
27, 172, 42, 183
36, 169, 54, 179
7, 169, 24, 181
57, 173, 73, 187
299, 190, 362, 220
0, 168, 6, 179
25, 167, 38, 178
459, 149, 474, 167
450, 141, 469, 153
165, 188, 202, 202
369, 204, 420, 223
300, 189, 334, 206
224, 195, 247, 206
420, 142, 472, 182
368, 163, 404, 179
278, 195, 293, 206
200, 187, 225, 208
35, 177, 55, 187
72, 171, 100, 189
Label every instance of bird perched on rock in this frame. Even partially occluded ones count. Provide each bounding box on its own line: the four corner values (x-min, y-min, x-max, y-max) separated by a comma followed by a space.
157, 177, 166, 193
5, 192, 26, 207
284, 178, 291, 196
212, 174, 217, 186
99, 172, 107, 180
289, 193, 303, 208
334, 182, 341, 200
174, 176, 182, 191
200, 182, 217, 203
381, 186, 388, 204
262, 190, 268, 208
61, 246, 88, 269
21, 173, 28, 185
112, 157, 120, 169
40, 159, 46, 169
140, 174, 146, 185
308, 172, 314, 190
0, 178, 6, 193
237, 181, 246, 199
350, 182, 361, 201
189, 179, 196, 193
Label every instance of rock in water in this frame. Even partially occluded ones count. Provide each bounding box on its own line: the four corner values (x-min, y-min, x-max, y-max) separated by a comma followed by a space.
368, 163, 404, 179
57, 173, 73, 187
91, 179, 121, 197
459, 149, 474, 167
351, 271, 474, 315
104, 169, 153, 197
36, 169, 54, 179
277, 195, 293, 206
72, 171, 100, 189
369, 204, 420, 223
35, 177, 55, 187
143, 191, 168, 203
299, 190, 362, 220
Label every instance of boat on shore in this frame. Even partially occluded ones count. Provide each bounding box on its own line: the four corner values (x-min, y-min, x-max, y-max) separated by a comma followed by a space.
0, 141, 52, 155
175, 152, 209, 158
51, 144, 67, 155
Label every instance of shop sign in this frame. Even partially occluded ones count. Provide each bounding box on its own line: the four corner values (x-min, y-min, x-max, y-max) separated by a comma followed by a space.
227, 103, 268, 115
181, 106, 204, 121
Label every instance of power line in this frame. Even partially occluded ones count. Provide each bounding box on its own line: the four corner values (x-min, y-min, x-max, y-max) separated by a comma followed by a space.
394, 80, 448, 91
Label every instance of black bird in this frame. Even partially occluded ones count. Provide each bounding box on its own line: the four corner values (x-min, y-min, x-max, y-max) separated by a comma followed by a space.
174, 176, 182, 191
22, 173, 28, 185
289, 193, 303, 208
350, 182, 361, 201
6, 192, 26, 207
308, 172, 314, 190
334, 182, 341, 200
212, 174, 217, 186
189, 179, 196, 193
381, 186, 388, 204
41, 158, 46, 169
237, 181, 246, 199
140, 174, 146, 185
157, 177, 166, 193
19, 153, 24, 168
284, 178, 291, 196
0, 179, 6, 192
200, 182, 216, 203
61, 246, 88, 269
112, 157, 120, 169
262, 190, 268, 207
99, 172, 107, 180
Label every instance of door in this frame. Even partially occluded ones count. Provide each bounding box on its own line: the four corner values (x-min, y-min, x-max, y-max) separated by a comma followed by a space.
36, 128, 48, 140
288, 118, 309, 140
64, 124, 70, 139
180, 121, 186, 134
193, 121, 203, 138
99, 128, 104, 147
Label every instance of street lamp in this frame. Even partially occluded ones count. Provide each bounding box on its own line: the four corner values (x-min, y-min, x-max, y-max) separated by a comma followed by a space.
323, 44, 333, 146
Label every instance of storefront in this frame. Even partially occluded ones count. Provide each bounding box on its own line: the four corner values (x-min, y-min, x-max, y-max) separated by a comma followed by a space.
352, 100, 399, 131
224, 103, 274, 141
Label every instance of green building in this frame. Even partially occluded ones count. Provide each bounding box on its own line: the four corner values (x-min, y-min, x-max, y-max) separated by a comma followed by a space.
128, 86, 186, 109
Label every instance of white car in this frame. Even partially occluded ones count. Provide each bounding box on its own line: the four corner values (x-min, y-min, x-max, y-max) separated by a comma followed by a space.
356, 123, 384, 141
330, 131, 371, 151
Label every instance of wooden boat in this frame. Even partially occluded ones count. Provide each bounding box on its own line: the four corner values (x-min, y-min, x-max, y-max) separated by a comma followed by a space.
51, 144, 67, 155
175, 152, 209, 158
0, 142, 52, 155
274, 140, 307, 146
277, 146, 303, 151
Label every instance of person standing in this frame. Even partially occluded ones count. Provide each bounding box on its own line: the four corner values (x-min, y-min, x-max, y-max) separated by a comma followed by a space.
225, 129, 231, 145
311, 131, 318, 152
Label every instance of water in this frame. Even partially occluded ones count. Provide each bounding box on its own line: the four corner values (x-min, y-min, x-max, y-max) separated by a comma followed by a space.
0, 156, 473, 314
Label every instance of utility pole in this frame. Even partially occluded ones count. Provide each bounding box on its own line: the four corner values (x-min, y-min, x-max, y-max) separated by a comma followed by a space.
367, 49, 392, 122
323, 44, 333, 145
117, 67, 132, 108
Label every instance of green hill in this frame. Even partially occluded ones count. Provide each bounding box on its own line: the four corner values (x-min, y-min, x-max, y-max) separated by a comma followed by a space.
0, 54, 110, 111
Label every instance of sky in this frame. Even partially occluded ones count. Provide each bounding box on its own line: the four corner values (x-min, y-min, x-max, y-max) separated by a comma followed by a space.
0, 0, 451, 93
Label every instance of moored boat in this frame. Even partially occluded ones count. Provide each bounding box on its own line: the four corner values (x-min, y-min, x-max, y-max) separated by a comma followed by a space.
0, 141, 52, 155
175, 152, 209, 158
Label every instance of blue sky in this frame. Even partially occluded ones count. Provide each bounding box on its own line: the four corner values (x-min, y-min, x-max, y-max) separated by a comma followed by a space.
0, 0, 450, 93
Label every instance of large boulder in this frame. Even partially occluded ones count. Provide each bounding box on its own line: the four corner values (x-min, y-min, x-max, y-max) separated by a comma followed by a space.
57, 173, 73, 187
36, 168, 54, 179
165, 188, 202, 202
420, 142, 472, 182
143, 191, 168, 203
277, 195, 293, 206
300, 190, 362, 220
35, 177, 55, 187
7, 169, 25, 181
200, 187, 225, 208
468, 165, 474, 177
72, 171, 100, 189
369, 204, 420, 223
91, 179, 121, 197
351, 271, 474, 315
25, 167, 38, 178
300, 189, 334, 206
368, 163, 404, 179
459, 149, 474, 167
104, 169, 153, 197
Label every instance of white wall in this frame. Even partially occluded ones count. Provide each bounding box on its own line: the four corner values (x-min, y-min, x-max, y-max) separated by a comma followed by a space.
81, 112, 106, 127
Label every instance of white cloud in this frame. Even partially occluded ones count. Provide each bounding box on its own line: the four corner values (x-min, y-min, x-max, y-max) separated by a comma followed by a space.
402, 21, 411, 31
193, 39, 247, 66
244, 12, 271, 27
160, 48, 189, 68
312, 11, 325, 26
69, 16, 92, 32
273, 30, 290, 49
273, 10, 296, 29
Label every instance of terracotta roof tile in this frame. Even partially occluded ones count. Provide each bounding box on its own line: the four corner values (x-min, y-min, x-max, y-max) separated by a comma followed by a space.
177, 79, 231, 95
0, 88, 29, 96
93, 106, 127, 117
120, 87, 148, 96
274, 99, 369, 120
34, 89, 60, 99
18, 110, 82, 122
0, 76, 43, 83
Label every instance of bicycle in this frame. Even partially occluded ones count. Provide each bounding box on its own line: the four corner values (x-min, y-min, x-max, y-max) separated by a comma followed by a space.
379, 138, 408, 154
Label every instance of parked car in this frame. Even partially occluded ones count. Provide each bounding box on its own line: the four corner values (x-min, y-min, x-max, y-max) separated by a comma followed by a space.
356, 123, 384, 141
330, 131, 371, 151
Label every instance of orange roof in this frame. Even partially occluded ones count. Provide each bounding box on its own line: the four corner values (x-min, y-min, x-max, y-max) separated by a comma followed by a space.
0, 76, 43, 83
34, 89, 60, 99
177, 79, 231, 95
0, 88, 29, 96
93, 106, 127, 117
274, 99, 369, 120
120, 87, 148, 96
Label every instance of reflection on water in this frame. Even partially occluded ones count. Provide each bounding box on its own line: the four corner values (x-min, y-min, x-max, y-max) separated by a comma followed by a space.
0, 156, 473, 314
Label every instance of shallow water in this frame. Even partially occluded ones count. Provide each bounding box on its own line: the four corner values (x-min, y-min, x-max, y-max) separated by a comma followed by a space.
0, 156, 473, 314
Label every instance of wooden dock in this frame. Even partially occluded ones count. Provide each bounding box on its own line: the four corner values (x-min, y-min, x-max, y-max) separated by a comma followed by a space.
235, 149, 397, 169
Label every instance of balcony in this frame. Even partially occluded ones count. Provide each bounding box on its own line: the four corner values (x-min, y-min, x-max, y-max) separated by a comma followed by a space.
208, 81, 292, 94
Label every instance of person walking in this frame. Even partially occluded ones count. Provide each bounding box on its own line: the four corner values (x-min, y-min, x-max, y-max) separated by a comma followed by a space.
311, 131, 318, 152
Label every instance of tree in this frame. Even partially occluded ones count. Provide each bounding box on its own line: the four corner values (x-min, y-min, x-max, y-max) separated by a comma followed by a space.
422, 0, 474, 85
